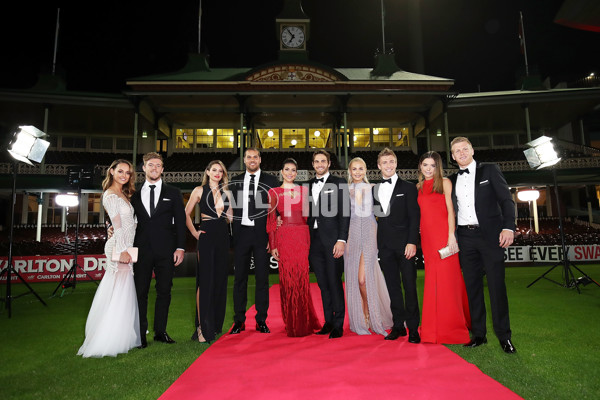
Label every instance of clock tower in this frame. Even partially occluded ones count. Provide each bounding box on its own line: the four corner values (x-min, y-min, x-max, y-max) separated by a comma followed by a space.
276, 0, 310, 61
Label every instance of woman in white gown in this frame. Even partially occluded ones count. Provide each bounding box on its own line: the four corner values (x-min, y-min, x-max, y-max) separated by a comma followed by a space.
77, 159, 141, 358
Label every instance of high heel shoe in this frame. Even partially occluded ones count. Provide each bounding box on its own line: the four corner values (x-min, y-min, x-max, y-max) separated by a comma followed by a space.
364, 314, 371, 329
191, 327, 211, 344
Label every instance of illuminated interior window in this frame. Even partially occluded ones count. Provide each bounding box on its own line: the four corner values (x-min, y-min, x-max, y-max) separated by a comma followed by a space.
196, 129, 214, 148
217, 129, 234, 149
393, 127, 409, 147
372, 128, 391, 146
175, 129, 193, 149
258, 129, 280, 149
282, 129, 306, 148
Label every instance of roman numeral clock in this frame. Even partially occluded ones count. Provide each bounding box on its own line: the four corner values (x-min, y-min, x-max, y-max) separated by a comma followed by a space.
276, 0, 310, 61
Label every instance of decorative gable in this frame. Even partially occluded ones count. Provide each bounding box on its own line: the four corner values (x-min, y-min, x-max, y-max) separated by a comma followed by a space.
246, 64, 340, 82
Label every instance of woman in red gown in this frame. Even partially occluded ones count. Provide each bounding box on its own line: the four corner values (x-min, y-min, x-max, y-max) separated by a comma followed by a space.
417, 151, 471, 344
267, 158, 321, 337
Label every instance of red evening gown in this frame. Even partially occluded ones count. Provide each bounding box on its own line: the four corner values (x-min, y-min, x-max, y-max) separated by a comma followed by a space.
418, 179, 471, 344
267, 186, 321, 337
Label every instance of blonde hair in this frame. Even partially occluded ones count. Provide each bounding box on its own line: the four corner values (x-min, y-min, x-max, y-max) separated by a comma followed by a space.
416, 151, 444, 194
202, 160, 229, 189
102, 159, 136, 198
450, 136, 472, 150
377, 147, 397, 164
143, 152, 163, 165
347, 157, 369, 184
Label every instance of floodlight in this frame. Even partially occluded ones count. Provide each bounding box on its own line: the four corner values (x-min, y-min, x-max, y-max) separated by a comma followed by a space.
517, 190, 540, 202
523, 136, 561, 170
55, 194, 79, 207
8, 125, 50, 165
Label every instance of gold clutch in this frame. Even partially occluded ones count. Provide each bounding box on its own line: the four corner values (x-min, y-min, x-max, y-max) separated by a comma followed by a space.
112, 247, 138, 263
438, 245, 459, 259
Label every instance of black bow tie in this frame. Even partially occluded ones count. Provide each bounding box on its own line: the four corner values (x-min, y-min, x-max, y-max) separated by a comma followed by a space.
458, 168, 470, 175
382, 178, 392, 184
315, 177, 324, 183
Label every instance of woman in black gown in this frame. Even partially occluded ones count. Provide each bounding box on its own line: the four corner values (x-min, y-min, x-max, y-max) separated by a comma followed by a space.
185, 160, 232, 343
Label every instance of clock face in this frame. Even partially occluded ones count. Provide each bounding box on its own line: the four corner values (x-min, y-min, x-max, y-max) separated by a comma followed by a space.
281, 26, 305, 49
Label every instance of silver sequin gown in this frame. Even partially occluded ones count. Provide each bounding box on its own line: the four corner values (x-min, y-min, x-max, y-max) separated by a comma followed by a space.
344, 182, 393, 335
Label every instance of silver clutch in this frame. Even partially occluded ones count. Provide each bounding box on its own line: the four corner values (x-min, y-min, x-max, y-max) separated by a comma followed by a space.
438, 245, 459, 259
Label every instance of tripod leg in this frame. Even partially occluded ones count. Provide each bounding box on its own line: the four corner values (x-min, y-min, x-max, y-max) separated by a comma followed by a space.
569, 263, 600, 288
7, 267, 48, 306
51, 266, 75, 297
527, 263, 560, 288
76, 264, 99, 286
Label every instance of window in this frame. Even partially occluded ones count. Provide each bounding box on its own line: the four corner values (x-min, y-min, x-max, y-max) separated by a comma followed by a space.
352, 128, 370, 148
217, 129, 234, 149
282, 129, 306, 148
62, 136, 86, 149
90, 137, 113, 150
116, 138, 134, 150
175, 129, 193, 149
372, 128, 390, 147
258, 129, 279, 149
196, 129, 214, 148
393, 127, 410, 147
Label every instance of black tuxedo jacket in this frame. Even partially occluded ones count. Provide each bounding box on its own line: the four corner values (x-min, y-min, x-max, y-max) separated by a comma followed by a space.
131, 182, 186, 257
450, 162, 515, 244
229, 171, 279, 244
307, 174, 350, 249
373, 177, 420, 250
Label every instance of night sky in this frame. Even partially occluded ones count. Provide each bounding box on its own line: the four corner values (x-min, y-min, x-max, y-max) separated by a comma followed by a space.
2, 0, 598, 94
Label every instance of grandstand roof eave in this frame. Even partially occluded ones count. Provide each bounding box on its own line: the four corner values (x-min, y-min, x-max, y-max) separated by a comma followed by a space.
0, 88, 133, 108
452, 87, 600, 107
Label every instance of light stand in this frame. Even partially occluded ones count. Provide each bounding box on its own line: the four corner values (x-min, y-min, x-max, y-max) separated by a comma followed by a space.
524, 136, 599, 292
1, 126, 49, 317
51, 170, 98, 298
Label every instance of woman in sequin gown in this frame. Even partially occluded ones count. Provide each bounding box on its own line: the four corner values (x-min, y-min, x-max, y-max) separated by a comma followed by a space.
267, 158, 321, 337
344, 157, 393, 336
78, 159, 141, 357
417, 151, 471, 344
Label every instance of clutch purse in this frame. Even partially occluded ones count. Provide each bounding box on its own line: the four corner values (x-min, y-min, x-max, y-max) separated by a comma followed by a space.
112, 247, 138, 263
438, 245, 459, 259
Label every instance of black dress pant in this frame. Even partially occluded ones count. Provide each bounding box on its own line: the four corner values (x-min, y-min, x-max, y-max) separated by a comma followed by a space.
309, 230, 345, 330
233, 225, 270, 324
378, 246, 420, 332
134, 249, 175, 335
196, 218, 229, 341
457, 227, 511, 341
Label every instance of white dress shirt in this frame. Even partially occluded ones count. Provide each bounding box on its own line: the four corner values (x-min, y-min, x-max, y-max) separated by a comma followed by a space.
377, 173, 398, 215
241, 169, 261, 226
455, 160, 480, 226
311, 172, 329, 228
141, 179, 162, 216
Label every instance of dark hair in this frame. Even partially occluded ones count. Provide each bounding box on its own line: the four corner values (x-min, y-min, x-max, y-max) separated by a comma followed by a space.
312, 149, 331, 163
244, 147, 261, 158
102, 159, 136, 198
416, 151, 444, 194
282, 158, 298, 169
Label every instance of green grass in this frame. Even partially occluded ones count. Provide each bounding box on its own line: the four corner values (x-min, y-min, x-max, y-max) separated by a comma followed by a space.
1, 266, 599, 399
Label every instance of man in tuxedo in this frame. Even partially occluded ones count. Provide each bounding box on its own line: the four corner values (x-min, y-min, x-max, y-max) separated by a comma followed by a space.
450, 137, 516, 353
373, 148, 421, 343
307, 150, 350, 339
131, 152, 186, 348
229, 148, 278, 334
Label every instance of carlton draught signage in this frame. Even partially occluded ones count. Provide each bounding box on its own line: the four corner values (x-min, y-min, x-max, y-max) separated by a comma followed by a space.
0, 255, 107, 283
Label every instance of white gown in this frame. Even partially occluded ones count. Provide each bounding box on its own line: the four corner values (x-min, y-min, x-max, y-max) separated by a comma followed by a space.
77, 192, 141, 358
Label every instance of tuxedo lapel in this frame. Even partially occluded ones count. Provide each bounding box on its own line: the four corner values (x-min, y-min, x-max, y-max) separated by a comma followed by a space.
151, 185, 166, 217
474, 164, 483, 205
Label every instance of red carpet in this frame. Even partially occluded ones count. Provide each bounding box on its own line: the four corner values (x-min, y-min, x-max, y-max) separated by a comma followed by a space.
160, 284, 522, 399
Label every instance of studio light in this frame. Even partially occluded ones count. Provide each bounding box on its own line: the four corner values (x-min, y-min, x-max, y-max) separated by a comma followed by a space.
8, 125, 50, 165
55, 193, 79, 208
2, 125, 49, 317
524, 136, 598, 292
517, 190, 540, 202
523, 135, 561, 170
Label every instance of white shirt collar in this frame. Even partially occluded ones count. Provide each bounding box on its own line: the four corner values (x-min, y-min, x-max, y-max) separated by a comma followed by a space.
316, 172, 330, 182
144, 179, 162, 189
459, 160, 477, 174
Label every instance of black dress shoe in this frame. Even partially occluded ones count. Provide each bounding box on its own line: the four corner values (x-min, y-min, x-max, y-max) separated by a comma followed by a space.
229, 321, 245, 334
328, 327, 343, 339
137, 335, 147, 349
154, 332, 176, 344
500, 339, 517, 354
384, 326, 407, 341
464, 336, 487, 348
408, 330, 421, 344
316, 322, 333, 335
256, 321, 270, 333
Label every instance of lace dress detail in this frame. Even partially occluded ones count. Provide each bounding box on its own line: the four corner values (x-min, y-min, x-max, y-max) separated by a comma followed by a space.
77, 192, 141, 357
344, 182, 393, 336
267, 186, 321, 337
